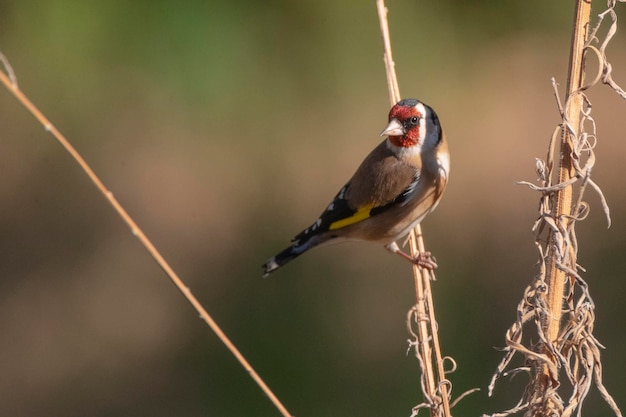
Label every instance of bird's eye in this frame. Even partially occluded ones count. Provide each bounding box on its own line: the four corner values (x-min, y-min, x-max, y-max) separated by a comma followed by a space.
411, 116, 419, 124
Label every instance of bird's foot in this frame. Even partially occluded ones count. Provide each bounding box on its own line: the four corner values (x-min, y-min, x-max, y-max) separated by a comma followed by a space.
413, 251, 438, 270
385, 242, 438, 271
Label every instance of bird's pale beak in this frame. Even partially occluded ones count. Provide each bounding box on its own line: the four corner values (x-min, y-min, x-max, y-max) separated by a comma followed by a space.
380, 118, 405, 137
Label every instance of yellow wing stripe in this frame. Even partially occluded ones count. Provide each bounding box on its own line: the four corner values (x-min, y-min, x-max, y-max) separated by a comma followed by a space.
329, 204, 373, 230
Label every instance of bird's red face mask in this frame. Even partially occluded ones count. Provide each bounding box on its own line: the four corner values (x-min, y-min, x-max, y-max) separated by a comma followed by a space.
381, 103, 424, 147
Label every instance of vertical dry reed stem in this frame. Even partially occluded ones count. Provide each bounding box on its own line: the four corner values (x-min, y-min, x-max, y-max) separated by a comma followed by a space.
545, 0, 590, 346
488, 1, 624, 416
538, 0, 591, 398
0, 62, 293, 417
376, 2, 452, 416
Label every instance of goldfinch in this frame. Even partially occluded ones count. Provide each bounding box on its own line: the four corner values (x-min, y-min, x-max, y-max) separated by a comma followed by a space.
262, 98, 449, 277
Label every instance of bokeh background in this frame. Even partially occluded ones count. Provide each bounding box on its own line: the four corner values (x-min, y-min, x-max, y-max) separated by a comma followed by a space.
0, 1, 625, 416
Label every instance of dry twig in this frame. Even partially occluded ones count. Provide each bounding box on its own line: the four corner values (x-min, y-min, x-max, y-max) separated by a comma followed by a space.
376, 1, 477, 416
0, 57, 293, 417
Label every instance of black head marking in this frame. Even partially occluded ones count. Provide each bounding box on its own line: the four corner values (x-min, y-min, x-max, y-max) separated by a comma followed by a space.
396, 98, 420, 108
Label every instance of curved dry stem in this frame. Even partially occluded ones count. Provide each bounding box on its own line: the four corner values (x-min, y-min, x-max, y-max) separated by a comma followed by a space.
376, 1, 479, 416
0, 59, 293, 417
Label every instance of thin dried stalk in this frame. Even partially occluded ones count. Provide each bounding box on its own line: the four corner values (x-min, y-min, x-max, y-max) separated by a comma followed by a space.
0, 57, 293, 417
533, 0, 592, 406
487, 1, 624, 416
376, 2, 472, 416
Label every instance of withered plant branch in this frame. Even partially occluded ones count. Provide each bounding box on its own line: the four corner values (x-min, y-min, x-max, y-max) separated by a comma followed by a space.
0, 59, 293, 417
376, 1, 477, 416
487, 0, 624, 416
546, 0, 590, 348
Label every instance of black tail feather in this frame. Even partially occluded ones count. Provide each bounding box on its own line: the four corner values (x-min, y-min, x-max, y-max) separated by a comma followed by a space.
261, 245, 303, 277
262, 233, 327, 277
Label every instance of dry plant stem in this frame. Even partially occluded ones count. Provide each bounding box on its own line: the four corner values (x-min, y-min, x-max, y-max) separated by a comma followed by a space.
537, 0, 590, 398
547, 0, 590, 345
376, 1, 451, 416
0, 69, 293, 417
410, 229, 452, 417
488, 1, 624, 416
408, 230, 438, 406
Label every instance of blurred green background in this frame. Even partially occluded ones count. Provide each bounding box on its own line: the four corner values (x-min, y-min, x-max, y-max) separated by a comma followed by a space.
0, 1, 625, 416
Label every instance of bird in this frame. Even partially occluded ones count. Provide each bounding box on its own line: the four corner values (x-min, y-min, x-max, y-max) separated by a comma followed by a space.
262, 98, 449, 277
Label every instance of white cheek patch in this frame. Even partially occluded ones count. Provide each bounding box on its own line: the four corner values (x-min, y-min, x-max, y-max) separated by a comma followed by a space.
415, 102, 427, 143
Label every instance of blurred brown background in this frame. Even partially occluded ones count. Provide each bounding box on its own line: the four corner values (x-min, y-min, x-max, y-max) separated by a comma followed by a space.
0, 1, 625, 416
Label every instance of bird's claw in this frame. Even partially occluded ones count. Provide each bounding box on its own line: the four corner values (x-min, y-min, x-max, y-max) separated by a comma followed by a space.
412, 251, 438, 270
385, 242, 438, 271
